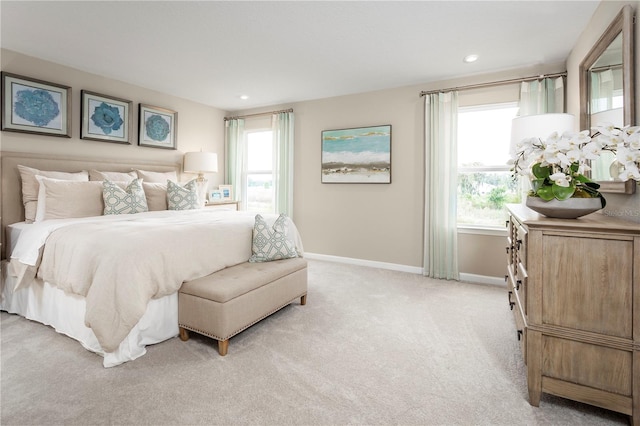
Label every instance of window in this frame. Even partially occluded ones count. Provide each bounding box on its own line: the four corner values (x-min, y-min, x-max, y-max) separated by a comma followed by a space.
457, 102, 521, 228
245, 130, 275, 214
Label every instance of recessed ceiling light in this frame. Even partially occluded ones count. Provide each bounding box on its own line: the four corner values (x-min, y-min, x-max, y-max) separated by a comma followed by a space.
239, 95, 249, 100
463, 54, 479, 63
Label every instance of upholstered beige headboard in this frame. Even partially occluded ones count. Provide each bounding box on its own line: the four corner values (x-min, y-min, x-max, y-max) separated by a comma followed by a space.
0, 151, 181, 259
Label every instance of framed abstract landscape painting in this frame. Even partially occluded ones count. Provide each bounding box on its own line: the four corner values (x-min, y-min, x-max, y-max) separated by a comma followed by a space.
81, 90, 132, 144
1, 72, 71, 137
321, 124, 391, 183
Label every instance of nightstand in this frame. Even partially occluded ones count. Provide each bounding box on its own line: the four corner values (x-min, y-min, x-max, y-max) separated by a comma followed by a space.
204, 201, 239, 211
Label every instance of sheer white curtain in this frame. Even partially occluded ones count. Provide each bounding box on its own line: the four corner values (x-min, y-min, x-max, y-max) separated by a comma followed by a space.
225, 118, 246, 205
590, 69, 615, 113
272, 112, 295, 217
424, 92, 459, 280
518, 76, 565, 115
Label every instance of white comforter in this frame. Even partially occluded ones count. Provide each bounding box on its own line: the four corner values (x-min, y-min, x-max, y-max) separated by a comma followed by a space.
10, 210, 303, 352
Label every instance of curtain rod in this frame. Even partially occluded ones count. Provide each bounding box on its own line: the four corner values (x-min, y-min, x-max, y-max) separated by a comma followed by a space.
591, 64, 622, 73
419, 71, 567, 97
224, 108, 293, 121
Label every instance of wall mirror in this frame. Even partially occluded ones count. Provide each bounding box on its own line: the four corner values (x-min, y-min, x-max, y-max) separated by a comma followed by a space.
579, 4, 636, 194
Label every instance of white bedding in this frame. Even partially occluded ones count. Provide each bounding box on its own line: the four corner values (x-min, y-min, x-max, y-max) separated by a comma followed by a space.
6, 221, 28, 259
3, 209, 303, 366
1, 265, 178, 367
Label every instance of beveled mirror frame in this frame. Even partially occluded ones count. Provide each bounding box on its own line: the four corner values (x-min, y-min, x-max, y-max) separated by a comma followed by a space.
579, 4, 636, 194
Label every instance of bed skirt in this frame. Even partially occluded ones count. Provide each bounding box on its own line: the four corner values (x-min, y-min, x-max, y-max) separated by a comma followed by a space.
1, 260, 178, 367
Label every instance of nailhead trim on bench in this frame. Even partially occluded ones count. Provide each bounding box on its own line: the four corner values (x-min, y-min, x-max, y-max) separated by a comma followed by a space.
178, 291, 307, 342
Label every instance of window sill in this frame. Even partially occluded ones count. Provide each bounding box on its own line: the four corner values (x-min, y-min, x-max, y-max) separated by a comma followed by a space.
457, 226, 507, 237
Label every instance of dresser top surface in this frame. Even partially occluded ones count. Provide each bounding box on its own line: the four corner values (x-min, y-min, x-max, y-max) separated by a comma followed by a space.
507, 203, 640, 235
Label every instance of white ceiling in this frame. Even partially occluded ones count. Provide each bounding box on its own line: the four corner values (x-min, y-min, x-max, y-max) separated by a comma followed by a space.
1, 1, 601, 112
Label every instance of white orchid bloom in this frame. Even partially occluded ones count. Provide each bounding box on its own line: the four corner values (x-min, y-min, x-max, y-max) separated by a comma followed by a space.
581, 141, 602, 159
543, 149, 562, 165
622, 126, 640, 141
563, 149, 583, 164
555, 137, 573, 153
576, 162, 590, 174
618, 162, 640, 181
616, 145, 640, 164
549, 172, 571, 187
594, 122, 621, 137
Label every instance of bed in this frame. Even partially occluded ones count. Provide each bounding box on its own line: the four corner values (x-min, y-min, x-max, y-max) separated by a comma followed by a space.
0, 152, 303, 367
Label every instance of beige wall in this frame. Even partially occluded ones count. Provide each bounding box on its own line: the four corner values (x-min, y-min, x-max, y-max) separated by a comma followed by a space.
566, 0, 640, 223
0, 49, 227, 190
236, 64, 563, 277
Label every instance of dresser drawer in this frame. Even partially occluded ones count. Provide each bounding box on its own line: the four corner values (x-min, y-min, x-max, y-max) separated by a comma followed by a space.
542, 335, 632, 396
512, 291, 527, 362
515, 262, 528, 316
515, 224, 528, 268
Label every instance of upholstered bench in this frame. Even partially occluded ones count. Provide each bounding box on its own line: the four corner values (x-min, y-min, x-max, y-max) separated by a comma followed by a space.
178, 258, 308, 356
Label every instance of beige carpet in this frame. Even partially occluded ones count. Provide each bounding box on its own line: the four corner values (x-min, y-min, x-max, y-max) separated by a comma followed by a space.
0, 259, 630, 425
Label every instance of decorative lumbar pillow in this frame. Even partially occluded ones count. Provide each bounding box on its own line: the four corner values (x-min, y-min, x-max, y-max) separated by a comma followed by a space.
143, 182, 168, 211
135, 169, 178, 183
249, 214, 298, 263
18, 165, 89, 223
89, 170, 137, 182
103, 178, 149, 215
34, 177, 103, 221
167, 179, 200, 210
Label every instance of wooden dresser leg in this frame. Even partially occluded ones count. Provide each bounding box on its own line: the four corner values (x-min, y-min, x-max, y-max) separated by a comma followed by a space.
632, 351, 639, 426
300, 294, 307, 305
179, 327, 189, 341
527, 330, 542, 407
218, 339, 229, 356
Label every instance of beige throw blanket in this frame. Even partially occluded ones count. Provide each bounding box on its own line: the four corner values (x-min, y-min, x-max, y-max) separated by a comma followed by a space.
28, 210, 302, 352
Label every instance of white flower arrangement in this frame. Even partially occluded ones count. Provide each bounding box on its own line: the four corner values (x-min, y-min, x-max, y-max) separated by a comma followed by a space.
510, 123, 640, 202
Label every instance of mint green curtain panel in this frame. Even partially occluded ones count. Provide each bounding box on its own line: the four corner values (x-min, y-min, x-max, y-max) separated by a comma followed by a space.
423, 92, 459, 280
518, 76, 565, 115
225, 118, 245, 204
272, 112, 295, 217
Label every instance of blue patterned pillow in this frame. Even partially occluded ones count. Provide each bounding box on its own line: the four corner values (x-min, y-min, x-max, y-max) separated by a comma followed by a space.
249, 214, 298, 262
167, 179, 200, 210
102, 178, 149, 215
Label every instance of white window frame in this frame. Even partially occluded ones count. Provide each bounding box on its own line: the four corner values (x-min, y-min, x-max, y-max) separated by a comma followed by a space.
457, 101, 519, 234
243, 128, 276, 214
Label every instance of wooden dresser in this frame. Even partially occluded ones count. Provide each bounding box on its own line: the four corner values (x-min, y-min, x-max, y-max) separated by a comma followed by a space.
506, 204, 639, 424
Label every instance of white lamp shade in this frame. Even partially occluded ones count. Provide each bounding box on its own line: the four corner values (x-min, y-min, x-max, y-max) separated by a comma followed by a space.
510, 113, 575, 156
184, 151, 218, 174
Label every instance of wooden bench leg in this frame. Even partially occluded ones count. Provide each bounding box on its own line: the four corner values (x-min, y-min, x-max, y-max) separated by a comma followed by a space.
179, 327, 190, 341
218, 339, 229, 356
300, 294, 307, 305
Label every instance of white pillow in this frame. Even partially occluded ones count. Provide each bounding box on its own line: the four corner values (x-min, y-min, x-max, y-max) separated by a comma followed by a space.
167, 179, 200, 210
103, 178, 149, 215
135, 169, 178, 183
143, 182, 168, 211
89, 170, 137, 182
35, 177, 103, 221
18, 165, 89, 223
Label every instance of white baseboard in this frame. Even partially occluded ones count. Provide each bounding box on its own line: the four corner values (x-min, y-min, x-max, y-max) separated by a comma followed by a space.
304, 252, 505, 286
459, 273, 506, 287
304, 252, 422, 274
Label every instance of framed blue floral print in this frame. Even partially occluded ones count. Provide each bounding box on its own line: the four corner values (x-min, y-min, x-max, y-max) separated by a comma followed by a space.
1, 72, 71, 137
81, 90, 132, 144
138, 104, 177, 149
